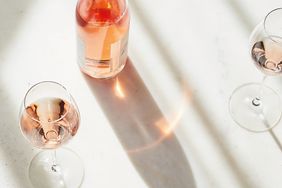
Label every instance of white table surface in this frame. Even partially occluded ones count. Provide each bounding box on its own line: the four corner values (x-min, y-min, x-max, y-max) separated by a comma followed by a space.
1, 0, 282, 187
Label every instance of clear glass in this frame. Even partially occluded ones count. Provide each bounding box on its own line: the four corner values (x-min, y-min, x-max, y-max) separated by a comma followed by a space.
19, 81, 84, 188
76, 0, 130, 79
229, 8, 282, 132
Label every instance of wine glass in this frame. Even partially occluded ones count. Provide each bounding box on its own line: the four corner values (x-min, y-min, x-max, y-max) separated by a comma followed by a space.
229, 8, 282, 132
19, 81, 84, 188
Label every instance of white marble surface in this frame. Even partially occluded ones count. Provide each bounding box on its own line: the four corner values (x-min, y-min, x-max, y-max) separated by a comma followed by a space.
1, 0, 282, 187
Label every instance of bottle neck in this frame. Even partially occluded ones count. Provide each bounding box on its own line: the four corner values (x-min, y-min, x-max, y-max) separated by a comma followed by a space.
76, 0, 128, 25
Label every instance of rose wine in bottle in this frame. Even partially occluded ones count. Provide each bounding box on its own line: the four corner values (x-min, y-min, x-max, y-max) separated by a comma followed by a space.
76, 0, 130, 78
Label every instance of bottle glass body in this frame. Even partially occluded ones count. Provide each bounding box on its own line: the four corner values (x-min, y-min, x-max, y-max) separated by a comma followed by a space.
76, 0, 130, 78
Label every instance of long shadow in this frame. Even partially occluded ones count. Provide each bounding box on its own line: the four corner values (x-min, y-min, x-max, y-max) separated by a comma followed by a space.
0, 0, 34, 187
83, 58, 196, 188
224, 0, 254, 33
129, 0, 257, 187
0, 0, 32, 54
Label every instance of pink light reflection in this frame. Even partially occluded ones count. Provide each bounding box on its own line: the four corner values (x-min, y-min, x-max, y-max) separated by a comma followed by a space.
127, 84, 192, 154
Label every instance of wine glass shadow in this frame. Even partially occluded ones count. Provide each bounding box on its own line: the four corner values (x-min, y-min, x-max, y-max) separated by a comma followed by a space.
83, 58, 196, 188
0, 0, 35, 187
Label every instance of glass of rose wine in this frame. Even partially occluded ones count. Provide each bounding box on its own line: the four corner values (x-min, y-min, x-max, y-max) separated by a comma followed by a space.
229, 8, 282, 132
19, 81, 84, 188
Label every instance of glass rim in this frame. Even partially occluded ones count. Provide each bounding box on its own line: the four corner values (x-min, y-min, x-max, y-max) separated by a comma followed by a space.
23, 81, 72, 124
263, 7, 282, 43
76, 0, 129, 27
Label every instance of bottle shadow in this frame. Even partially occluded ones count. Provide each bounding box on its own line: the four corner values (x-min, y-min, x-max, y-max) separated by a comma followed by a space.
131, 0, 282, 186
83, 58, 196, 188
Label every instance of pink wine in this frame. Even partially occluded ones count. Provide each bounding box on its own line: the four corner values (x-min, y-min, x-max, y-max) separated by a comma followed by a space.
20, 97, 80, 149
76, 0, 130, 78
251, 37, 282, 75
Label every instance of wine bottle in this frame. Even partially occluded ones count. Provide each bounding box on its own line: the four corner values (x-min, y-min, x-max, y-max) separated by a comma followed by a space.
76, 0, 130, 78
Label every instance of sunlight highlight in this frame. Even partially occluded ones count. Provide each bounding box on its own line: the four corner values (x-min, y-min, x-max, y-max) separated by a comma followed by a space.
127, 84, 192, 154
114, 78, 126, 99
155, 83, 191, 137
155, 118, 172, 136
107, 2, 112, 8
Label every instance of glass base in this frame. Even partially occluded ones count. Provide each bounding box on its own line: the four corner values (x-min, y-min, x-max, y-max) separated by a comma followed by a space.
229, 83, 282, 132
29, 148, 84, 188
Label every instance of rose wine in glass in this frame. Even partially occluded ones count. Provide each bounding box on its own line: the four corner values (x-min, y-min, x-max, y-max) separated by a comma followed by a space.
251, 37, 282, 75
19, 81, 84, 188
229, 8, 282, 132
20, 97, 79, 149
76, 0, 130, 78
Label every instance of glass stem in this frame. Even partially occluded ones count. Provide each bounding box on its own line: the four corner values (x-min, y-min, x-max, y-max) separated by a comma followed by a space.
259, 75, 267, 98
256, 76, 271, 128
51, 150, 57, 172
252, 76, 267, 106
50, 150, 67, 187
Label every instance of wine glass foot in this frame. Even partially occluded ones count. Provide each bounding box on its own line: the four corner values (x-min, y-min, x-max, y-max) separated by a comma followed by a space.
29, 148, 84, 188
229, 83, 282, 132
